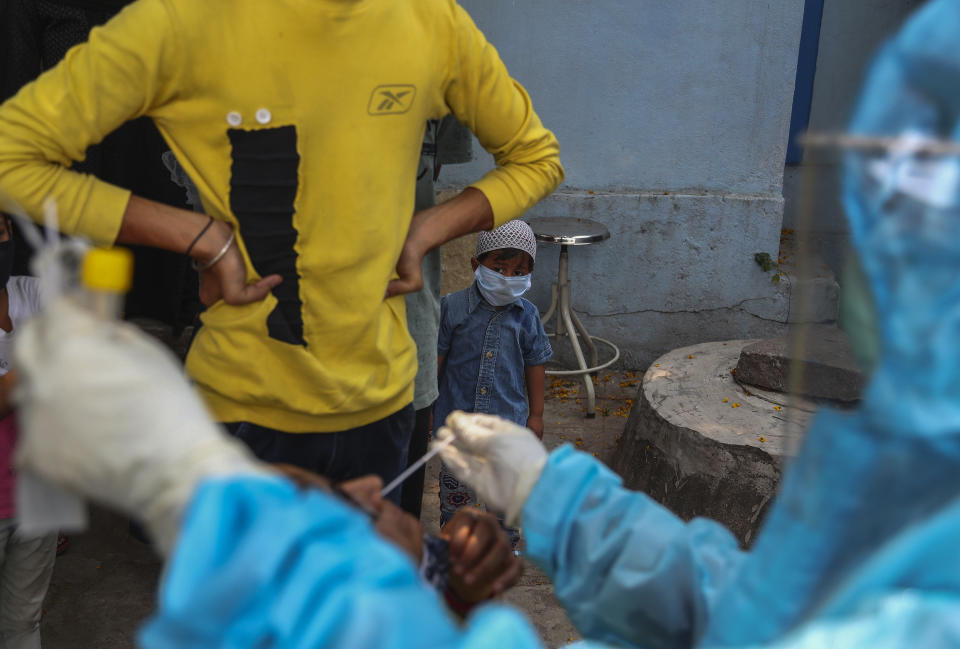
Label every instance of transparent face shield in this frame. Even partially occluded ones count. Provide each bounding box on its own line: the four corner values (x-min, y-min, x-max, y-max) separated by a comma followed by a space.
774, 0, 960, 467
694, 138, 874, 482
691, 6, 960, 631
772, 136, 879, 463
742, 0, 960, 598
706, 6, 960, 598
795, 131, 960, 389
788, 126, 960, 447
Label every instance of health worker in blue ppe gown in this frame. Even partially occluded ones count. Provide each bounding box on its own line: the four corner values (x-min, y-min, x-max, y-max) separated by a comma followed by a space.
11, 0, 960, 647
438, 1, 960, 645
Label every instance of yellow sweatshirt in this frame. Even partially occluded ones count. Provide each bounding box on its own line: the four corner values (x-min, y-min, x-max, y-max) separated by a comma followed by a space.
0, 0, 563, 432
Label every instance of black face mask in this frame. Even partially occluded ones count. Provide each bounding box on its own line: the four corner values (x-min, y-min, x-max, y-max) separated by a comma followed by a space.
0, 239, 14, 289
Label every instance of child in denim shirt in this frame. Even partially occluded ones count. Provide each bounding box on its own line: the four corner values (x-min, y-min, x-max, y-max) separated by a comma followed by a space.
436, 220, 551, 546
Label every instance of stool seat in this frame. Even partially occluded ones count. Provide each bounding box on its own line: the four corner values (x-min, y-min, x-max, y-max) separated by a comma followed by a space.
530, 216, 610, 246
528, 217, 619, 418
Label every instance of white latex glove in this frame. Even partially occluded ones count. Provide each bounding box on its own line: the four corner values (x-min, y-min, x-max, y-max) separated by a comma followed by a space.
435, 411, 548, 527
13, 298, 267, 556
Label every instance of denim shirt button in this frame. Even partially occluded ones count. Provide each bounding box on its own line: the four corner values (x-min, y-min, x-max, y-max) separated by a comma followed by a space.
480, 387, 487, 395
486, 351, 494, 359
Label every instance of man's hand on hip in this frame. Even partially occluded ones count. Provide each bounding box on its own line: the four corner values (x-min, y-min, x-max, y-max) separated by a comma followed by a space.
197, 221, 282, 307
386, 188, 494, 298
116, 196, 281, 308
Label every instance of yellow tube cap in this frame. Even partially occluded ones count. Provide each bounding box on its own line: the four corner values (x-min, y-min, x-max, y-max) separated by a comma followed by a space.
81, 247, 134, 293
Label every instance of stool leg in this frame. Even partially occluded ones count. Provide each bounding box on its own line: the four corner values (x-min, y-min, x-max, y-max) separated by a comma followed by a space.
556, 246, 570, 339
569, 307, 599, 370
558, 247, 595, 418
542, 282, 558, 332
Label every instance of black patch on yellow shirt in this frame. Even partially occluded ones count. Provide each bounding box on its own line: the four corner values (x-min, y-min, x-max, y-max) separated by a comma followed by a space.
228, 125, 305, 346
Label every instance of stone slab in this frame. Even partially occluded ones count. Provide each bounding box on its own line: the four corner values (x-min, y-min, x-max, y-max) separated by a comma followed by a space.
735, 325, 864, 402
612, 341, 811, 544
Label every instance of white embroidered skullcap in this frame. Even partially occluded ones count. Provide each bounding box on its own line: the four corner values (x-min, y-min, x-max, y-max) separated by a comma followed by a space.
476, 219, 538, 262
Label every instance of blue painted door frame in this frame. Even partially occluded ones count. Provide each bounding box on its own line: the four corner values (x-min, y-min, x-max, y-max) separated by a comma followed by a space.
786, 0, 825, 164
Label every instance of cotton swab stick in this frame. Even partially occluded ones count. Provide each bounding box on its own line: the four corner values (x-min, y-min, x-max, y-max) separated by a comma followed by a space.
381, 436, 456, 498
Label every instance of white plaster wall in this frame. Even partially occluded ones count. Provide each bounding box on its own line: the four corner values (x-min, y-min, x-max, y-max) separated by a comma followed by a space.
439, 2, 807, 368
445, 1, 804, 194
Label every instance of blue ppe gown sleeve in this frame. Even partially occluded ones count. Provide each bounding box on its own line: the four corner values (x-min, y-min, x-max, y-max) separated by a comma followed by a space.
522, 445, 746, 649
137, 475, 544, 649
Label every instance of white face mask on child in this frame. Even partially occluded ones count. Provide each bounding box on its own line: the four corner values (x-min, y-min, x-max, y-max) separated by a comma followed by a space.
474, 265, 531, 306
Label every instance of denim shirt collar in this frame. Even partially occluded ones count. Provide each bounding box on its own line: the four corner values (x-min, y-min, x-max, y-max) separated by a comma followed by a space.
467, 282, 524, 313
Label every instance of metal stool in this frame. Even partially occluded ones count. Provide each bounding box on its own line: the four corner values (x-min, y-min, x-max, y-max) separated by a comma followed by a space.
530, 217, 620, 418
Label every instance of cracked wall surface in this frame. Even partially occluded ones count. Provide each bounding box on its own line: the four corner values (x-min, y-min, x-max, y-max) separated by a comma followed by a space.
523, 192, 790, 369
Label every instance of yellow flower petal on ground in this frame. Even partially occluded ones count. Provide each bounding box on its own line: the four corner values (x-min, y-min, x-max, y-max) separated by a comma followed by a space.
731, 403, 741, 408
722, 398, 729, 403
774, 405, 781, 411
758, 436, 766, 442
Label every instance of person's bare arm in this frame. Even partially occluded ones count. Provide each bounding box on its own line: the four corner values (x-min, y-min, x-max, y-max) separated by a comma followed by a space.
385, 4, 568, 302
0, 4, 277, 308
383, 5, 565, 300
525, 364, 545, 439
386, 188, 493, 298
118, 196, 281, 306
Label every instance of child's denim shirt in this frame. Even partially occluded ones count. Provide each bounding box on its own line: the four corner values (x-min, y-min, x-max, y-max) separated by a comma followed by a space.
435, 283, 551, 428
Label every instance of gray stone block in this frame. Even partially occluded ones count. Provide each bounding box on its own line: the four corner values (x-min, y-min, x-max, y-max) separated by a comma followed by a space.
612, 341, 811, 545
735, 325, 864, 402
